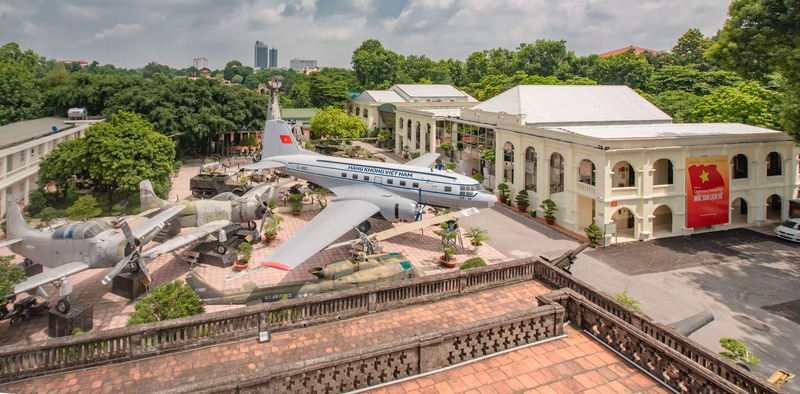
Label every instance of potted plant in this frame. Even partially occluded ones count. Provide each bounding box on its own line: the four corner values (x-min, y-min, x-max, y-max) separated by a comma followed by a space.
584, 223, 602, 247
263, 215, 284, 243
440, 247, 458, 268
234, 242, 252, 271
497, 183, 510, 204
472, 172, 485, 183
540, 198, 558, 224
464, 227, 490, 255
515, 190, 530, 212
288, 193, 304, 215
409, 151, 421, 159
402, 145, 410, 159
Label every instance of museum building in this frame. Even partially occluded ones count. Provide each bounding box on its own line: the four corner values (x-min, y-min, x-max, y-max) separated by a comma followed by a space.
0, 117, 100, 216
395, 85, 800, 240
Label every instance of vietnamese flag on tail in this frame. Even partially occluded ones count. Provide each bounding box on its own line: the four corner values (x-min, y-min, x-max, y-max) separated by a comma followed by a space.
279, 135, 293, 144
686, 156, 729, 228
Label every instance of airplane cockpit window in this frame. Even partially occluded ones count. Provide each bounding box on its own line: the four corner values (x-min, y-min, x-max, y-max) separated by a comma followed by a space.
459, 184, 483, 195
52, 222, 112, 239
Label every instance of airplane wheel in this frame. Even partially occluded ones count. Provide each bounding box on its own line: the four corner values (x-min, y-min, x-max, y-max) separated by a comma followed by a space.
248, 221, 257, 231
216, 244, 227, 254
56, 298, 71, 314
129, 261, 142, 273
357, 220, 372, 234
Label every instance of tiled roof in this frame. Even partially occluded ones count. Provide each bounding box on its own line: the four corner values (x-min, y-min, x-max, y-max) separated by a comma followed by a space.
598, 45, 663, 58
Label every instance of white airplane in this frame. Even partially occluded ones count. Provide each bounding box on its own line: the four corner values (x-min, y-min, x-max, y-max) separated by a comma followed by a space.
244, 119, 497, 271
0, 196, 186, 313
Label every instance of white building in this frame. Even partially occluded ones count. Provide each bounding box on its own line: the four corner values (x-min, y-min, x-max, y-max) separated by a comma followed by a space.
0, 118, 101, 215
192, 57, 208, 70
397, 85, 800, 240
289, 58, 318, 71
349, 84, 477, 132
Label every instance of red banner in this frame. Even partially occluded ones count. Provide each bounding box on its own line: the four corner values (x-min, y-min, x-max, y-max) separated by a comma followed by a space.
686, 156, 729, 228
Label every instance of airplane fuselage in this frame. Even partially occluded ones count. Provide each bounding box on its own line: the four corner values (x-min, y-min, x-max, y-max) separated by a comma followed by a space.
273, 154, 495, 221
8, 222, 131, 270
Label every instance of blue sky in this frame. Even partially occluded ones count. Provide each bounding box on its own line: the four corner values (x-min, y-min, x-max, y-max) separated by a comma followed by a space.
0, 0, 732, 70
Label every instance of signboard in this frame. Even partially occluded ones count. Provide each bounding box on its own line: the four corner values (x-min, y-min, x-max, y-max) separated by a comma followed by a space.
686, 156, 729, 228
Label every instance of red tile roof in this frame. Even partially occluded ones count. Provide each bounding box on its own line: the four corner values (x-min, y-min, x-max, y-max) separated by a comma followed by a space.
598, 45, 663, 58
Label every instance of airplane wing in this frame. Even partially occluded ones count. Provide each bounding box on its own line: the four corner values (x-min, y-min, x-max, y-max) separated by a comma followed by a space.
405, 152, 440, 168
141, 220, 231, 260
0, 238, 22, 249
244, 159, 285, 171
131, 205, 185, 240
260, 199, 381, 271
12, 262, 90, 296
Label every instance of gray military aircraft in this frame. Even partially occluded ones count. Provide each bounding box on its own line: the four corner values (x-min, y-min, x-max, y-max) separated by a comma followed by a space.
188, 252, 421, 305
244, 118, 497, 272
0, 195, 186, 313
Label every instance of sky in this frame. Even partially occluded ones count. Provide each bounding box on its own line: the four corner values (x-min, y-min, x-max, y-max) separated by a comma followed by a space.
0, 0, 733, 71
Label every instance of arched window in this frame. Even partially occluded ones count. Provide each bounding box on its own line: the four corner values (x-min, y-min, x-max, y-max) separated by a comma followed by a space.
524, 147, 537, 192
503, 142, 515, 183
425, 124, 432, 153
362, 109, 369, 119
653, 159, 673, 185
398, 117, 404, 130
766, 152, 782, 176
731, 154, 748, 179
415, 122, 421, 150
578, 159, 595, 186
550, 153, 564, 193
612, 161, 635, 187
355, 107, 360, 116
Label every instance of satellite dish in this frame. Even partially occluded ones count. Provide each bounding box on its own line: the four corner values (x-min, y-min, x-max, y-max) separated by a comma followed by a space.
51, 126, 57, 132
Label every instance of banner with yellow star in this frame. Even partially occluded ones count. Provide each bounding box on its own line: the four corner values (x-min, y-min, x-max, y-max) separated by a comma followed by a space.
686, 155, 729, 228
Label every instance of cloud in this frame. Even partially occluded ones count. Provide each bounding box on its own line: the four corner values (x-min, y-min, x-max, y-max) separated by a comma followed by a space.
94, 23, 144, 40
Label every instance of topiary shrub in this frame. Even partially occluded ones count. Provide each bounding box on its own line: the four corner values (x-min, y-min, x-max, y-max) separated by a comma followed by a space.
126, 280, 205, 326
66, 195, 102, 220
24, 190, 48, 217
460, 257, 487, 270
38, 207, 65, 223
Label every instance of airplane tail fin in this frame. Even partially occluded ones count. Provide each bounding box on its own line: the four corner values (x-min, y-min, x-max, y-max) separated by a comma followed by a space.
139, 180, 167, 211
185, 271, 224, 301
260, 119, 310, 160
4, 195, 35, 238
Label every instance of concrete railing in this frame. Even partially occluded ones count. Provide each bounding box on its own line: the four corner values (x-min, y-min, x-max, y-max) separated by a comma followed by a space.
0, 258, 539, 383
161, 304, 565, 394
0, 256, 778, 393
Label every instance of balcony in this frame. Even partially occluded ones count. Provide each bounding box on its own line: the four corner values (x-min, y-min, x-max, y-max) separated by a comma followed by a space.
651, 184, 675, 196
611, 186, 638, 199
576, 182, 596, 196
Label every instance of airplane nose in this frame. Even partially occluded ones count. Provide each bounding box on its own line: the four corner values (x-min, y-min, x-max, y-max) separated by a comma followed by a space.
255, 204, 266, 218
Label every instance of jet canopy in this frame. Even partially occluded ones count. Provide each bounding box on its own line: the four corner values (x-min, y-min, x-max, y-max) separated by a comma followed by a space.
52, 221, 112, 239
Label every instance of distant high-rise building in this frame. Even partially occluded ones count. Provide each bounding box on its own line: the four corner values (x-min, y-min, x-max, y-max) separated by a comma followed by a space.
193, 57, 208, 70
255, 41, 268, 69
268, 47, 278, 68
290, 58, 317, 71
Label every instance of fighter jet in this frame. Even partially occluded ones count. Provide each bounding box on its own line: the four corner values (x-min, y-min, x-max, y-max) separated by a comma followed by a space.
244, 119, 497, 272
0, 195, 187, 313
187, 252, 421, 305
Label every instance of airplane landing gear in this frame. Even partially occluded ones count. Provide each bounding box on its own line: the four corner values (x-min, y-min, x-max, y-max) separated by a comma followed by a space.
56, 297, 71, 314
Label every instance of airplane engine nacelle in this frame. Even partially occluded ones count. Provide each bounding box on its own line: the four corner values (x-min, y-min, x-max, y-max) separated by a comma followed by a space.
231, 200, 263, 223
373, 198, 418, 222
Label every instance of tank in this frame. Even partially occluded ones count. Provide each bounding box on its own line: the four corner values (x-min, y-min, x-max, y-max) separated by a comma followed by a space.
67, 107, 88, 120
189, 173, 252, 198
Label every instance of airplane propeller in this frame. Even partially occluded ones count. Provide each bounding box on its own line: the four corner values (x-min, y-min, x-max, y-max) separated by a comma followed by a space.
102, 218, 145, 285
258, 184, 276, 233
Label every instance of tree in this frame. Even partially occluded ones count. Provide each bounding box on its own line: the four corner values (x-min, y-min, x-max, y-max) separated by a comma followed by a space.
692, 81, 782, 129
0, 255, 26, 304
643, 90, 701, 123
351, 39, 401, 89
671, 28, 714, 70
309, 68, 349, 109
126, 280, 205, 326
309, 107, 367, 139
650, 66, 741, 96
708, 0, 800, 140
515, 39, 574, 78
83, 111, 176, 199
37, 138, 90, 200
0, 43, 43, 125
592, 50, 654, 90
